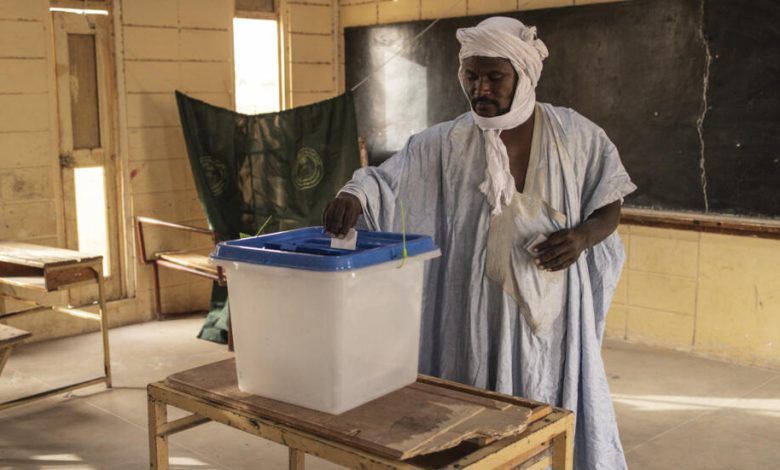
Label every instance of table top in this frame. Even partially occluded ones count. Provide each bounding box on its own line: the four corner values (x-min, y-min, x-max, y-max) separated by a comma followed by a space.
0, 242, 101, 269
157, 359, 539, 461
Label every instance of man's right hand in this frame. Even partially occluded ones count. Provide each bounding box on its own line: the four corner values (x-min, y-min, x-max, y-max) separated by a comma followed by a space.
322, 193, 362, 237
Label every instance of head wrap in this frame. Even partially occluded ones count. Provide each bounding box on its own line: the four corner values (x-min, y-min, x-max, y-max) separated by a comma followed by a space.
457, 17, 548, 214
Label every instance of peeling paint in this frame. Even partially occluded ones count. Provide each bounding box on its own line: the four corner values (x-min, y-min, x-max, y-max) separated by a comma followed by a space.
754, 285, 763, 310
12, 176, 27, 194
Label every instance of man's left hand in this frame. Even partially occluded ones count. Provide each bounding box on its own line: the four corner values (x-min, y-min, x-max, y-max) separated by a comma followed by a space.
533, 228, 588, 272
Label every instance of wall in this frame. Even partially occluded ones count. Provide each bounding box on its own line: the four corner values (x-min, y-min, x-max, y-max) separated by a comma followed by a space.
0, 0, 72, 339
339, 0, 594, 28
0, 0, 63, 250
0, 0, 234, 341
118, 0, 234, 318
330, 0, 780, 368
278, 0, 339, 107
607, 227, 780, 368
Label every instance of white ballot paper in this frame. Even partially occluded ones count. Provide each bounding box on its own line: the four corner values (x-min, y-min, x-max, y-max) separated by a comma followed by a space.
524, 233, 547, 255
330, 228, 358, 250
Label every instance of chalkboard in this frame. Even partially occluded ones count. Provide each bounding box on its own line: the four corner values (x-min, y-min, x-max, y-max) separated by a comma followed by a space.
345, 0, 779, 218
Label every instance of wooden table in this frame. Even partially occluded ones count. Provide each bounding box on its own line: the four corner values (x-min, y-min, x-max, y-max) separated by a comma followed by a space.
148, 359, 574, 469
0, 242, 112, 411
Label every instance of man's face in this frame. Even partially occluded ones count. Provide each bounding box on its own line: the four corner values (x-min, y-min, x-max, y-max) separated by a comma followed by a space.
460, 56, 518, 117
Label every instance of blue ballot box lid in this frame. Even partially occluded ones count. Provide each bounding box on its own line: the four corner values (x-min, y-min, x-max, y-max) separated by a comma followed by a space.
211, 226, 438, 272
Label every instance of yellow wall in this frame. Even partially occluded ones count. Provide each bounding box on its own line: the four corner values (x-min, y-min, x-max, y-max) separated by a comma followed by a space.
0, 0, 63, 248
0, 0, 233, 340
339, 0, 586, 28
0, 0, 73, 338
608, 227, 780, 368
119, 0, 234, 317
278, 0, 340, 107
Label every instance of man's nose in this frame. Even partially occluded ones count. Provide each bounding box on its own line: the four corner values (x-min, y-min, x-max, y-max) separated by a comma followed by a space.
474, 77, 492, 97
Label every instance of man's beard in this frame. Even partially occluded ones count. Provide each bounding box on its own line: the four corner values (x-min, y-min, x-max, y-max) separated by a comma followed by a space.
472, 97, 512, 116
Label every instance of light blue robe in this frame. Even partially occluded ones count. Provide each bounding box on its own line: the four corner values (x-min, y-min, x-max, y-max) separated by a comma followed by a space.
341, 103, 636, 469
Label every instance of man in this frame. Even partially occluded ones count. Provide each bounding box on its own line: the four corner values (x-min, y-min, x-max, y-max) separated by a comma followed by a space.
323, 16, 635, 469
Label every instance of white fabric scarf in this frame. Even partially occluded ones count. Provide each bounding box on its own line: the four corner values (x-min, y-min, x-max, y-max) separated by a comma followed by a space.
457, 17, 549, 215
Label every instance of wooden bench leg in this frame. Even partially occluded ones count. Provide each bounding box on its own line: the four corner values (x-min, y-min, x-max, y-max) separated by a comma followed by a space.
0, 346, 13, 376
152, 263, 163, 321
149, 394, 169, 470
551, 414, 574, 470
289, 447, 305, 470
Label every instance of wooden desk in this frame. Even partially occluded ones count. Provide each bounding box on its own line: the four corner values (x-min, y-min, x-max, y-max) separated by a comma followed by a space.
0, 242, 112, 411
147, 359, 574, 469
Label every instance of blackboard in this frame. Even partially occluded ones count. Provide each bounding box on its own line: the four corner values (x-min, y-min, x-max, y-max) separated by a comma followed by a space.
345, 0, 779, 219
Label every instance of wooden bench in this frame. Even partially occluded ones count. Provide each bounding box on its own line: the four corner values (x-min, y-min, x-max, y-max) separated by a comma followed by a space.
134, 216, 225, 320
148, 359, 574, 469
0, 241, 112, 411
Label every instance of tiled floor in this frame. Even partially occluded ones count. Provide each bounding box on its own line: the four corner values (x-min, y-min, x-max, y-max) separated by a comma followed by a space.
605, 341, 780, 469
1, 318, 778, 469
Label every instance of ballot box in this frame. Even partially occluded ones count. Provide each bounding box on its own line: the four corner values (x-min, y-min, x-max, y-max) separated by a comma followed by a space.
211, 227, 440, 414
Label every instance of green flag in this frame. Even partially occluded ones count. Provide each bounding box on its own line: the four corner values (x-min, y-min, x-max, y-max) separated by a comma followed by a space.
176, 91, 361, 342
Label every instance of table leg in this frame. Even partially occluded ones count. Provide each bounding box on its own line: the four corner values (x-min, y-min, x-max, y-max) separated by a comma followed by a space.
0, 346, 12, 376
289, 447, 305, 470
551, 415, 574, 470
149, 394, 169, 470
96, 269, 112, 388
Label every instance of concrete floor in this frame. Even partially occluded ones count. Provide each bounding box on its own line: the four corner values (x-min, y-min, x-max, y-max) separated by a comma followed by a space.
1, 318, 778, 469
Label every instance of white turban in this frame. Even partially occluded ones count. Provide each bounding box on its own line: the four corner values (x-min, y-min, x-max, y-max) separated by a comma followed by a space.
457, 17, 549, 215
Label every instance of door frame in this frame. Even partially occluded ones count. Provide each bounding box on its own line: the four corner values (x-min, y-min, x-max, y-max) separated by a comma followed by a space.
52, 10, 126, 301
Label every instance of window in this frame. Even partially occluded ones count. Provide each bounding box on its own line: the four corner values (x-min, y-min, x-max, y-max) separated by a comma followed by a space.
233, 18, 280, 114
68, 33, 101, 149
74, 167, 110, 275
